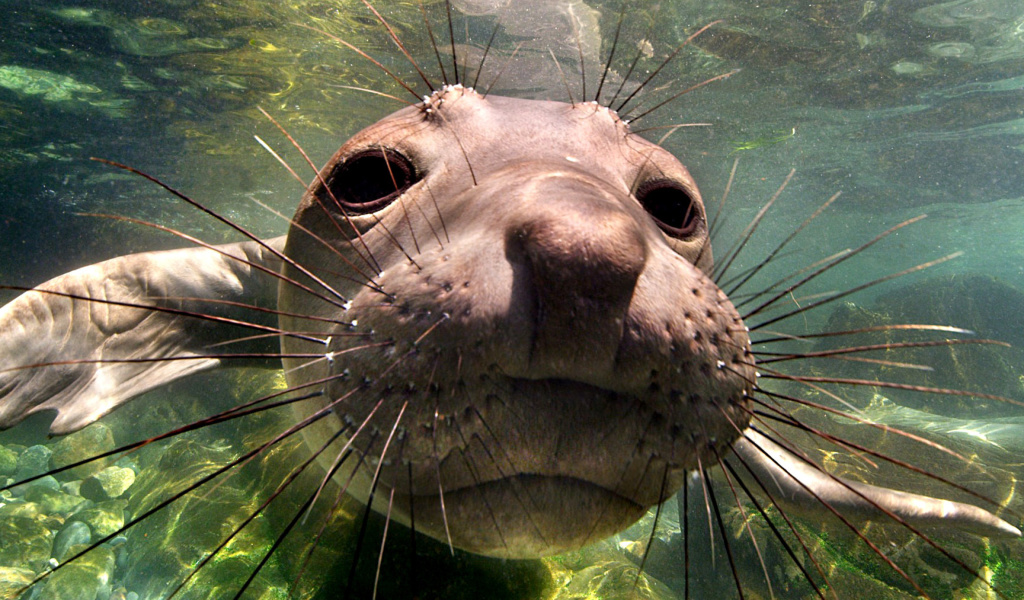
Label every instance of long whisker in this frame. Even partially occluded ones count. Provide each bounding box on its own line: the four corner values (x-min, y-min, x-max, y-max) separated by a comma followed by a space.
714, 450, 775, 600
372, 487, 397, 600
703, 465, 746, 599
627, 70, 740, 124
632, 465, 669, 588
166, 420, 351, 599
741, 428, 931, 598
482, 41, 524, 97
756, 338, 1009, 365
470, 16, 503, 91
418, 0, 448, 85
722, 455, 835, 600
255, 106, 383, 275
91, 158, 352, 306
743, 215, 928, 323
361, 0, 436, 93
723, 191, 840, 296
712, 169, 795, 284
295, 23, 420, 101
615, 20, 722, 113
18, 406, 335, 595
751, 422, 1009, 598
0, 285, 326, 345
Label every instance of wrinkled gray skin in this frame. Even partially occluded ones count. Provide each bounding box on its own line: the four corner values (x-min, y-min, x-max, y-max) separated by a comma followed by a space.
0, 87, 1017, 561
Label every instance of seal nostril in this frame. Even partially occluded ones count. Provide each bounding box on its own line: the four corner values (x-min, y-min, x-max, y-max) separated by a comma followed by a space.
635, 178, 702, 238
318, 147, 418, 214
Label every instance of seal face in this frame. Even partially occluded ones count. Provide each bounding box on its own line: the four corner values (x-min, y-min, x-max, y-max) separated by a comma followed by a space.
279, 86, 756, 557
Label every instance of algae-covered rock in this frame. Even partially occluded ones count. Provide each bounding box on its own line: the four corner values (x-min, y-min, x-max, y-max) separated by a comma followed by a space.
0, 446, 17, 476
80, 466, 136, 502
34, 545, 115, 600
24, 485, 89, 514
0, 516, 53, 571
0, 501, 42, 519
52, 521, 92, 562
15, 444, 52, 481
49, 423, 116, 480
0, 566, 36, 600
547, 542, 678, 600
67, 500, 126, 539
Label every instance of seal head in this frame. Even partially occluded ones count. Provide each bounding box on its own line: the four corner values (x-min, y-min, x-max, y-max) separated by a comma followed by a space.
279, 86, 755, 557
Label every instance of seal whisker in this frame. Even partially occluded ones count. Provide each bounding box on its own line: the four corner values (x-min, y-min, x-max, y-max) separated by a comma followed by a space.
306, 396, 389, 523
482, 41, 524, 97
755, 323, 977, 344
372, 487, 397, 600
703, 464, 748, 599
423, 180, 450, 245
741, 427, 932, 598
615, 20, 722, 114
722, 191, 841, 297
712, 449, 776, 600
549, 49, 576, 107
418, 0, 449, 86
760, 370, 1024, 408
344, 398, 408, 600
756, 338, 1008, 365
572, 13, 587, 102
296, 23, 422, 101
444, 0, 460, 86
17, 406, 336, 596
165, 420, 352, 599
746, 422, 1010, 597
246, 168, 385, 290
626, 69, 741, 125
85, 210, 381, 301
92, 157, 353, 305
712, 169, 795, 284
742, 216, 930, 323
632, 464, 670, 589
681, 477, 691, 599
255, 106, 383, 275
722, 453, 836, 600
706, 156, 741, 252
751, 403, 1018, 518
732, 249, 851, 309
377, 141, 422, 255
469, 14, 503, 91
0, 388, 325, 494
360, 0, 437, 94
455, 409, 550, 545
593, 1, 628, 104
695, 456, 717, 566
0, 284, 325, 345
289, 447, 360, 595
325, 84, 414, 106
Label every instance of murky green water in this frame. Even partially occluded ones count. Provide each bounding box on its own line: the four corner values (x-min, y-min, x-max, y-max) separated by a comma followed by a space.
2, 0, 1024, 598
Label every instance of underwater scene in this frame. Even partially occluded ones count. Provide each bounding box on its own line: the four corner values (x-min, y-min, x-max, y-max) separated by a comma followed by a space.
1, 0, 1024, 598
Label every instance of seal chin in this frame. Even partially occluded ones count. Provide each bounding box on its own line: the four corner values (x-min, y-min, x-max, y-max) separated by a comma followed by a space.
403, 474, 648, 559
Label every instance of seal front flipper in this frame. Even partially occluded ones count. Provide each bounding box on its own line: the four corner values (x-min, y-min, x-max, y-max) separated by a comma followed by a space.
732, 428, 1021, 539
0, 236, 285, 434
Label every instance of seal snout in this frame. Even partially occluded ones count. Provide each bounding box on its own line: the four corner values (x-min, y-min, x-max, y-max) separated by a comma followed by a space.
504, 173, 648, 381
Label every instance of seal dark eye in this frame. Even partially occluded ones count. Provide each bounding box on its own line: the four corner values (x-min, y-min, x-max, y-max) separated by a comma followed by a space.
635, 179, 702, 239
320, 148, 417, 215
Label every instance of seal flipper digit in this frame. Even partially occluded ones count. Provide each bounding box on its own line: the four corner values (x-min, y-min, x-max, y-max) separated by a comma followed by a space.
0, 236, 285, 434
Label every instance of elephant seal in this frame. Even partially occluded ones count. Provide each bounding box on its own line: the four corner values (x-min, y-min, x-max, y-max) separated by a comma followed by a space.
0, 11, 1019, 600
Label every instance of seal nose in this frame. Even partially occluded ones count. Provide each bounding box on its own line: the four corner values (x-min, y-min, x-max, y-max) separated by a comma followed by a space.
506, 173, 648, 381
